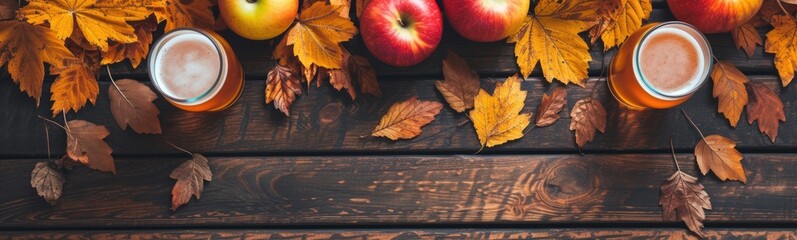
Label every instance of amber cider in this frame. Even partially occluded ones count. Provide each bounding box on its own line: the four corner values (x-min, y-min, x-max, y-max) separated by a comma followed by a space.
609, 21, 712, 109
149, 28, 243, 112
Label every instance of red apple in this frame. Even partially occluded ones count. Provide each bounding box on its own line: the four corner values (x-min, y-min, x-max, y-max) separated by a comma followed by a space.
667, 0, 763, 34
443, 0, 530, 42
360, 0, 443, 67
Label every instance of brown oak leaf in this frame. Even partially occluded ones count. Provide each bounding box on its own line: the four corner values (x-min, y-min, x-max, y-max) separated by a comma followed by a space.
372, 97, 443, 140
732, 22, 762, 57
328, 51, 357, 99
266, 64, 303, 116
50, 63, 100, 116
31, 162, 65, 205
101, 16, 158, 68
660, 170, 711, 238
66, 120, 115, 174
435, 50, 480, 113
154, 0, 215, 32
569, 98, 606, 148
170, 153, 212, 211
349, 55, 382, 97
710, 61, 749, 127
747, 82, 785, 142
695, 135, 746, 183
109, 79, 161, 134
470, 75, 532, 148
590, 0, 652, 50
21, 0, 151, 51
535, 87, 567, 127
287, 1, 357, 69
0, 21, 76, 104
765, 15, 797, 86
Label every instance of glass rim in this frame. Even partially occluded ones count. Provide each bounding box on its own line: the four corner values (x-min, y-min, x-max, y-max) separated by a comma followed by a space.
632, 21, 713, 100
148, 28, 227, 105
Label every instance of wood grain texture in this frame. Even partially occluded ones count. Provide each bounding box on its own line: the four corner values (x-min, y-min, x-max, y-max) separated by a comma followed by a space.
2, 229, 796, 239
1, 76, 792, 157
0, 154, 794, 228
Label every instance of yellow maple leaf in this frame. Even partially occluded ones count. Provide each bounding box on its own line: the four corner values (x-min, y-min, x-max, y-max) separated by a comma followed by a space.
101, 16, 158, 68
287, 1, 358, 69
507, 0, 596, 85
470, 75, 531, 148
590, 0, 652, 50
20, 0, 151, 51
0, 21, 76, 104
50, 63, 100, 116
765, 15, 797, 86
153, 0, 215, 32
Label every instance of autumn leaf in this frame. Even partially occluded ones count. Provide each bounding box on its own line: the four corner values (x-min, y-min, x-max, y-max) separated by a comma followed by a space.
435, 50, 481, 113
154, 0, 215, 32
372, 97, 443, 140
535, 87, 567, 127
328, 51, 357, 99
21, 0, 151, 51
711, 61, 749, 127
51, 38, 102, 75
732, 22, 762, 57
0, 0, 18, 20
266, 64, 303, 116
470, 75, 532, 148
754, 0, 797, 27
590, 0, 652, 50
170, 153, 212, 211
747, 82, 785, 142
287, 1, 358, 69
101, 16, 158, 68
50, 63, 100, 116
0, 21, 76, 104
356, 0, 371, 19
330, 0, 351, 18
660, 171, 711, 238
109, 79, 161, 134
66, 120, 115, 174
31, 162, 65, 205
765, 15, 797, 86
349, 55, 382, 97
507, 0, 596, 85
695, 135, 746, 183
569, 98, 606, 148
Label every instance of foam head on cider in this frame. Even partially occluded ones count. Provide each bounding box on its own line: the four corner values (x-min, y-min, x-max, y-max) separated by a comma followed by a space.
634, 23, 711, 99
150, 29, 226, 105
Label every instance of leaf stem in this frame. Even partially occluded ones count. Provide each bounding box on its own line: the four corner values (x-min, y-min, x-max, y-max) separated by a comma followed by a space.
776, 0, 797, 23
589, 78, 601, 99
43, 120, 51, 161
167, 141, 194, 157
107, 65, 135, 108
523, 124, 537, 135
680, 109, 707, 140
670, 136, 681, 172
37, 115, 68, 132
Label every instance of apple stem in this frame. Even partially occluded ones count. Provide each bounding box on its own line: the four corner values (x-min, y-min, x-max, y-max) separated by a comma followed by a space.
397, 18, 406, 28
247, 0, 256, 3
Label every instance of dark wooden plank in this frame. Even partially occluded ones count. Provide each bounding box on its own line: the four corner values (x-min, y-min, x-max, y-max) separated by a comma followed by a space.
1, 154, 794, 227
0, 75, 792, 157
2, 228, 796, 239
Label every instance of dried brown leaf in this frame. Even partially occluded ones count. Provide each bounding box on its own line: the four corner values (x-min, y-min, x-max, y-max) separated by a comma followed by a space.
328, 51, 357, 99
569, 98, 606, 148
710, 61, 749, 127
660, 170, 711, 238
349, 55, 382, 97
154, 0, 215, 32
372, 97, 443, 140
747, 82, 785, 142
535, 87, 567, 127
0, 0, 18, 20
66, 120, 115, 174
435, 50, 480, 112
108, 79, 161, 134
266, 64, 303, 116
101, 16, 158, 68
31, 162, 64, 205
732, 22, 762, 57
170, 153, 212, 211
695, 135, 746, 183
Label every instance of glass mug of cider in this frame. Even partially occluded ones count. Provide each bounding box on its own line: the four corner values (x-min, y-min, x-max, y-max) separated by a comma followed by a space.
609, 21, 712, 109
148, 28, 244, 112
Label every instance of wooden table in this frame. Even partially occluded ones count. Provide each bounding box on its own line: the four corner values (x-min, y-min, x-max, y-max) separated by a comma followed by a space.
1, 1, 796, 239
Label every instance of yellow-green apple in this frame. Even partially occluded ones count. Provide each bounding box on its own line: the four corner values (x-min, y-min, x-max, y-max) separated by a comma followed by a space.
218, 0, 298, 40
667, 0, 763, 33
443, 0, 530, 42
360, 0, 443, 67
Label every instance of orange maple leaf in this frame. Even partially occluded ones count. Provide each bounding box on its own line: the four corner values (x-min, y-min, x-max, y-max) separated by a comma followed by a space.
0, 21, 76, 104
102, 16, 158, 68
153, 0, 215, 32
50, 63, 100, 116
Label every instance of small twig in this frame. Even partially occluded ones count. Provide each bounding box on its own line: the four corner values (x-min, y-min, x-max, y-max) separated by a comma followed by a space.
589, 78, 601, 99
43, 120, 51, 161
776, 0, 797, 23
474, 145, 485, 155
680, 109, 707, 140
37, 115, 68, 132
107, 65, 135, 108
523, 124, 537, 135
670, 136, 681, 172
167, 141, 194, 157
